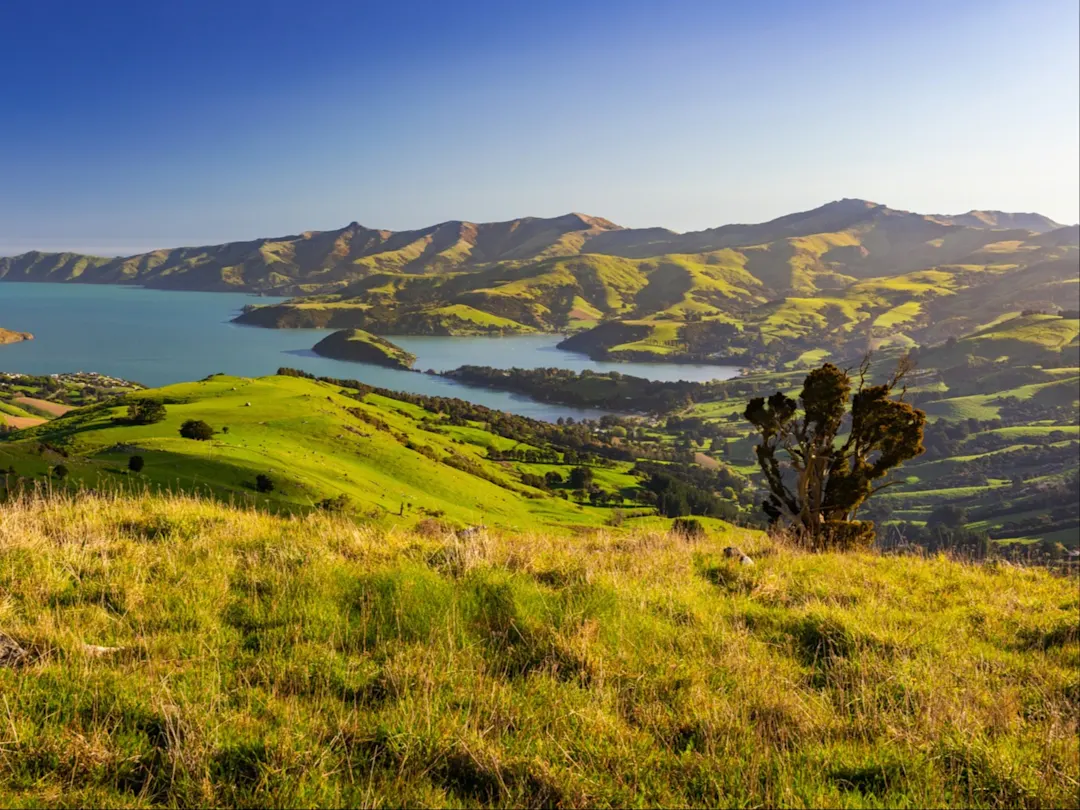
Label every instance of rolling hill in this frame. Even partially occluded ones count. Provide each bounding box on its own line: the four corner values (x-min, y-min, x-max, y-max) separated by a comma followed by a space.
0, 372, 724, 534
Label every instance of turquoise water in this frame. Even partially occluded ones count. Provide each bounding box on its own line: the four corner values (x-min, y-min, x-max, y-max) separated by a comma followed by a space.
0, 283, 739, 421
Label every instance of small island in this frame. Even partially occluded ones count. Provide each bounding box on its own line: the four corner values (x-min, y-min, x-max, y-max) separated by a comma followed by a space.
0, 327, 33, 345
311, 329, 416, 370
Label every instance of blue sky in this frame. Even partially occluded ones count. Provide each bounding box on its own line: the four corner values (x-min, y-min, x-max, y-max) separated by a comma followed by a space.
1, 0, 1076, 255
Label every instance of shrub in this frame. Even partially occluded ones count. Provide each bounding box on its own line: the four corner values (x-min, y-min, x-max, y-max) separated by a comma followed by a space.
255, 474, 274, 493
53, 464, 69, 480
317, 494, 351, 513
127, 455, 144, 473
179, 419, 214, 441
671, 517, 705, 539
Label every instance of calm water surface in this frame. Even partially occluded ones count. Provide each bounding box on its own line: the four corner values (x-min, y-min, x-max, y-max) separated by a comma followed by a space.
0, 283, 738, 421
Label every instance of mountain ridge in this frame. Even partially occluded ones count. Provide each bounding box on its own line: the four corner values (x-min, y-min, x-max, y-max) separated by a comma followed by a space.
0, 199, 1068, 295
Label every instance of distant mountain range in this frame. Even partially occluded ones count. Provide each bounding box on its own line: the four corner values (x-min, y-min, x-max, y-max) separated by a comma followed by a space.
3, 199, 1076, 368
0, 199, 1070, 295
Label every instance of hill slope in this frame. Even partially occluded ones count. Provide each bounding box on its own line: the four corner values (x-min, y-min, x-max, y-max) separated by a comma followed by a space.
0, 490, 1075, 808
0, 373, 638, 531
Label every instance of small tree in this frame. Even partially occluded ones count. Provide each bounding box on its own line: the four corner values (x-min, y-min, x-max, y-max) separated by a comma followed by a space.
127, 399, 166, 425
255, 473, 275, 493
744, 357, 925, 550
128, 455, 145, 473
53, 464, 69, 480
179, 419, 214, 441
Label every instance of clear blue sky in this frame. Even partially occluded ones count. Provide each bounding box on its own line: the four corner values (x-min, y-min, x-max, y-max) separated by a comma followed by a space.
1, 0, 1076, 255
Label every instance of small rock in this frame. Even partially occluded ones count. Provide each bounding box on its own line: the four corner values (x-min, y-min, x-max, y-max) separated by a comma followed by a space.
723, 546, 754, 566
0, 632, 27, 667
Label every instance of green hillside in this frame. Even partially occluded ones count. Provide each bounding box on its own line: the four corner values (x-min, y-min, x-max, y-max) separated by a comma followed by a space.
231, 209, 1075, 364
682, 354, 1080, 550
5, 200, 1076, 366
0, 375, 618, 531
0, 373, 753, 535
0, 490, 1075, 808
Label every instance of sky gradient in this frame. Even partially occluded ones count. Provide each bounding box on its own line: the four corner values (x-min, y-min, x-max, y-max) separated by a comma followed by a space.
1, 0, 1077, 256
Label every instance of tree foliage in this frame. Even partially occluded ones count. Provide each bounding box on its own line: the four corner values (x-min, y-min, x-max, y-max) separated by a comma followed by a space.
179, 419, 215, 441
744, 357, 925, 550
126, 399, 166, 425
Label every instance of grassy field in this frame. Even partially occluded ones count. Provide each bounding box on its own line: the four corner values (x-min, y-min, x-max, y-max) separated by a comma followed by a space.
0, 374, 639, 532
0, 490, 1076, 808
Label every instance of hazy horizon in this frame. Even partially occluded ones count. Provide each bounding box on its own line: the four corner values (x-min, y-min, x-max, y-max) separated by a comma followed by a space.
1, 0, 1077, 256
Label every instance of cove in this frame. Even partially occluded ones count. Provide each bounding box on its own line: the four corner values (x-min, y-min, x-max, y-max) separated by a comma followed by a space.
0, 283, 739, 421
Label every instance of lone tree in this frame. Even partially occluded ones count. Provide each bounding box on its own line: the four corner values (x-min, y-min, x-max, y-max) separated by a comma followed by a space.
127, 398, 166, 425
744, 357, 925, 550
255, 473, 275, 493
127, 455, 145, 473
179, 419, 215, 441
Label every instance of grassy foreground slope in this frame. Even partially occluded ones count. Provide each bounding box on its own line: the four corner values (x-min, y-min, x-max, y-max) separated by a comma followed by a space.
0, 491, 1076, 808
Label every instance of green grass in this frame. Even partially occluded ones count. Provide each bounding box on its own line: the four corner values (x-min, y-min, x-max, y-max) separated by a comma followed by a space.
973, 425, 1080, 440
0, 375, 620, 532
920, 395, 1003, 421
428, 305, 535, 332
0, 490, 1075, 808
